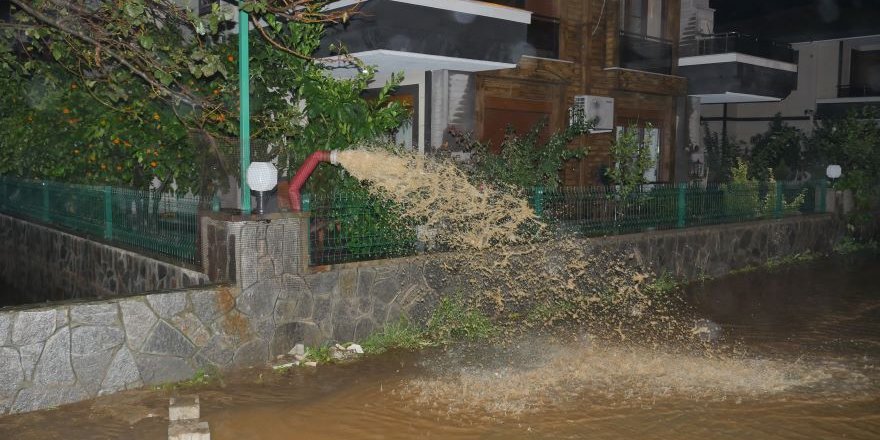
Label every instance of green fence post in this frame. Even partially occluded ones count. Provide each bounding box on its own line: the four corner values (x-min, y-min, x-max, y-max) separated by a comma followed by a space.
301, 193, 311, 212
676, 183, 686, 228
1, 176, 6, 211
104, 186, 113, 240
42, 181, 50, 222
212, 194, 221, 212
774, 181, 783, 218
817, 180, 827, 213
533, 186, 545, 216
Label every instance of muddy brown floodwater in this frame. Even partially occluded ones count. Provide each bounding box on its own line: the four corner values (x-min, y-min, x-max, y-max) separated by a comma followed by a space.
2, 253, 878, 440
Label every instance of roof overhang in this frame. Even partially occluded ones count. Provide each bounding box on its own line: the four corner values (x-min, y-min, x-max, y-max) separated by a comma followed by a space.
693, 92, 783, 104
678, 53, 797, 73
325, 0, 531, 23
322, 49, 517, 79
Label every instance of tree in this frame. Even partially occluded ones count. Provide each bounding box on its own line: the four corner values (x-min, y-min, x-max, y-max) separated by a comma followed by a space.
460, 111, 593, 192
606, 123, 656, 196
747, 115, 805, 181
702, 124, 741, 184
0, 0, 407, 195
808, 108, 880, 216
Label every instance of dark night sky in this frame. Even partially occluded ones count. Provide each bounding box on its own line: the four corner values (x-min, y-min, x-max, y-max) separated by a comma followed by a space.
711, 0, 880, 42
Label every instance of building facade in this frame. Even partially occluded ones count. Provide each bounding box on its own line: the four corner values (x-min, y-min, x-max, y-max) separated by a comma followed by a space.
678, 0, 880, 179
324, 0, 689, 185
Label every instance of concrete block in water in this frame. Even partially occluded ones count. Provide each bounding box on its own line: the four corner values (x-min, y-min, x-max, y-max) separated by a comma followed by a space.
168, 420, 210, 440
169, 396, 200, 421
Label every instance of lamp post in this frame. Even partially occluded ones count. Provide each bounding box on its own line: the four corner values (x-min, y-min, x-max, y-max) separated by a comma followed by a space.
247, 162, 277, 214
824, 164, 842, 214
239, 0, 251, 213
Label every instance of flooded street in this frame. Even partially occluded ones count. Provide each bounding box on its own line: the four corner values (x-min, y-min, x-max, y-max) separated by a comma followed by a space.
2, 253, 878, 439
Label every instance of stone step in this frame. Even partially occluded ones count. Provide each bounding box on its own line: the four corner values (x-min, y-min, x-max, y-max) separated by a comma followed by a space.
169, 395, 200, 421
168, 420, 210, 440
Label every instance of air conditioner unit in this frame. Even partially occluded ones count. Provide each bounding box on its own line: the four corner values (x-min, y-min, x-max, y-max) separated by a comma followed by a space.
572, 95, 614, 133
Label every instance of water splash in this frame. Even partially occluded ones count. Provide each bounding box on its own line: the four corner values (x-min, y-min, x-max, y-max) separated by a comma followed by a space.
335, 148, 859, 416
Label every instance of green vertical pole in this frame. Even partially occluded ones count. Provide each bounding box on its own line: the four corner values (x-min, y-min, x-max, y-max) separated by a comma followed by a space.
239, 1, 251, 213
301, 193, 311, 212
212, 194, 221, 212
533, 186, 544, 216
42, 182, 50, 222
774, 181, 783, 218
104, 186, 113, 240
676, 183, 686, 228
818, 180, 827, 213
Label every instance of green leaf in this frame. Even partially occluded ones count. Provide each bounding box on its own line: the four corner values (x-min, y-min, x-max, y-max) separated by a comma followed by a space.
124, 2, 145, 18
138, 34, 154, 50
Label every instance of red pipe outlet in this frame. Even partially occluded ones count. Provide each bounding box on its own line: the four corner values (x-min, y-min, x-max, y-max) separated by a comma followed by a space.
288, 150, 338, 212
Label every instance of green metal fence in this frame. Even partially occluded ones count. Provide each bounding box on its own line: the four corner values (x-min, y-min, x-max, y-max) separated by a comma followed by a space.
535, 180, 826, 236
305, 191, 418, 266
0, 176, 201, 265
305, 180, 827, 266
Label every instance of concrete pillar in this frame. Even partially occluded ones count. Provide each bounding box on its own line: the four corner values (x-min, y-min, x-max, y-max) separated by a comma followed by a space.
200, 213, 311, 285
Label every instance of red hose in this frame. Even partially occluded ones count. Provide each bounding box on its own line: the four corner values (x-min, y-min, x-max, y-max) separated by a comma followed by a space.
288, 150, 331, 212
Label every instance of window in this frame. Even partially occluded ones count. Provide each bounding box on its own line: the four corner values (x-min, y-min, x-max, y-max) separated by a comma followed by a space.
528, 16, 560, 59
849, 49, 880, 97
619, 0, 664, 39
486, 0, 560, 59
614, 124, 660, 183
617, 0, 671, 73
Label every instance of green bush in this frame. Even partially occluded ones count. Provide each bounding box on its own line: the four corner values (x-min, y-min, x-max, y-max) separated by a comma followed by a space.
462, 110, 593, 191
361, 319, 428, 355
425, 295, 496, 344
606, 123, 656, 196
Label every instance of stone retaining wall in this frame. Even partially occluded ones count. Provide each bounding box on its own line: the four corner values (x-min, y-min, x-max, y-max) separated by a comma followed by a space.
603, 214, 843, 280
0, 214, 209, 303
0, 270, 430, 415
0, 214, 845, 415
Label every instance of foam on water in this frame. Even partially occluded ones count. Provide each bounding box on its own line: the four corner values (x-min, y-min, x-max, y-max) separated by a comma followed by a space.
405, 339, 837, 415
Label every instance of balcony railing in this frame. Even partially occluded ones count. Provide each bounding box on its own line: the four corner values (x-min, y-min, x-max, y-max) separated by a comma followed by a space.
680, 32, 798, 64
838, 84, 880, 98
619, 31, 673, 75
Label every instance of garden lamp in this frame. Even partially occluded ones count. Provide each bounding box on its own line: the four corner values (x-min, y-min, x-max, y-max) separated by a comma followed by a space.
247, 162, 278, 215
825, 164, 841, 180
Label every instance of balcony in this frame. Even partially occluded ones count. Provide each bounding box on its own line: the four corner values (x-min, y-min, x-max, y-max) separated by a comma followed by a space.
815, 84, 880, 119
678, 32, 798, 104
838, 84, 880, 98
619, 31, 674, 75
680, 32, 797, 64
319, 0, 531, 76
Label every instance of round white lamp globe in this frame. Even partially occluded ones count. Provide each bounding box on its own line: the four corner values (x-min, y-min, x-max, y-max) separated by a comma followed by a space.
247, 162, 278, 192
825, 164, 842, 179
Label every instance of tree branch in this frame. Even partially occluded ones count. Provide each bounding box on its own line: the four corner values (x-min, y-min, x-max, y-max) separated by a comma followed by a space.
9, 0, 203, 108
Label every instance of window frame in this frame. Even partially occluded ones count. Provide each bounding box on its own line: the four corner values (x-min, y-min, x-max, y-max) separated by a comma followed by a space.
619, 0, 667, 40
